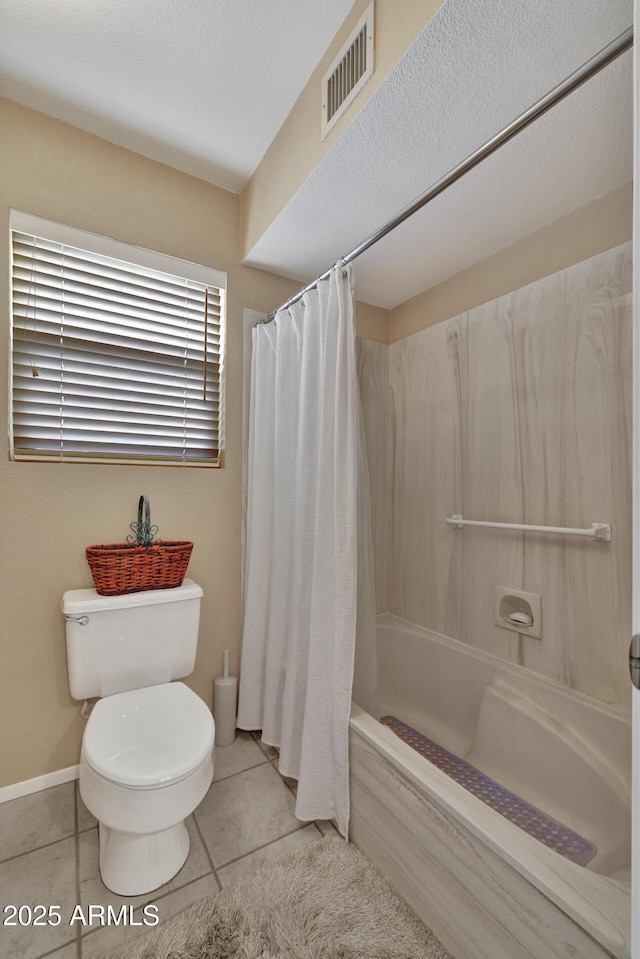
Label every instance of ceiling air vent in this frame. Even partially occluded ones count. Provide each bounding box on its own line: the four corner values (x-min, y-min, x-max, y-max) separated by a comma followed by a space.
321, 2, 374, 140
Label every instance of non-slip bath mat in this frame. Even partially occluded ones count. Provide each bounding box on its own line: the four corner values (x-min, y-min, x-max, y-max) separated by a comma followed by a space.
380, 715, 597, 867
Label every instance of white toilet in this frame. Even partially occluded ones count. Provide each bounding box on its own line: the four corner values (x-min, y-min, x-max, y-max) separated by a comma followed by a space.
61, 579, 214, 896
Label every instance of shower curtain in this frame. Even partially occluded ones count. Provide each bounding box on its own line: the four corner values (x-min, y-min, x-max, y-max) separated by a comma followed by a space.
237, 263, 367, 838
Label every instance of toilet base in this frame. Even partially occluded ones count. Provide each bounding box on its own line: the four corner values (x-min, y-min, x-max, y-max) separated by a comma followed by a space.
98, 819, 190, 896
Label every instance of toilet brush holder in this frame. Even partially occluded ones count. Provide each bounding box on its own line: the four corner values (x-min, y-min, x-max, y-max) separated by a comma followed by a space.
213, 651, 237, 746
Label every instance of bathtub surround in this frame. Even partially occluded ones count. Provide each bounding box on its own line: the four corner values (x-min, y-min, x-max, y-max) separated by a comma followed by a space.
99, 837, 452, 959
238, 266, 373, 836
358, 241, 632, 707
352, 243, 633, 958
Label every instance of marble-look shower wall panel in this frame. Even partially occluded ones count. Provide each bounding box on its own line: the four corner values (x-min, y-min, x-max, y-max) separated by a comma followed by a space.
385, 242, 632, 707
459, 296, 527, 662
388, 319, 463, 637
513, 249, 633, 701
357, 338, 390, 615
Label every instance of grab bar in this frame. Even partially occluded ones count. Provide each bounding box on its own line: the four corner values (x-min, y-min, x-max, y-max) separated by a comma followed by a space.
445, 514, 612, 542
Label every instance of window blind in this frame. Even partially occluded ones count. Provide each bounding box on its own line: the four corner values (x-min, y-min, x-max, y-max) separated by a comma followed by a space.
10, 216, 226, 466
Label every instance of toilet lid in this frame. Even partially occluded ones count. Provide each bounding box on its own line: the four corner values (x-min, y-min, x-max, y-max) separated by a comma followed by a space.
83, 682, 214, 788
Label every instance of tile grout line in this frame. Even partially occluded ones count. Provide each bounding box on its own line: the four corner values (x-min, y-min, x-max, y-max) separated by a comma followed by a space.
191, 814, 222, 893
0, 829, 78, 868
271, 758, 297, 798
77, 867, 216, 944
211, 756, 269, 785
250, 730, 278, 759
37, 940, 81, 959
216, 821, 311, 871
265, 759, 338, 839
33, 790, 82, 959
78, 817, 221, 944
74, 783, 82, 959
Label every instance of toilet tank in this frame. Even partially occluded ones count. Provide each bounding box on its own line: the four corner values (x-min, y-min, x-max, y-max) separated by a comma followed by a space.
61, 579, 203, 700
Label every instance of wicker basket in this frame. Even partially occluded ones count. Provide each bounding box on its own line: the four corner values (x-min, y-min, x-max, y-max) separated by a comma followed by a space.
86, 541, 194, 596
86, 496, 193, 596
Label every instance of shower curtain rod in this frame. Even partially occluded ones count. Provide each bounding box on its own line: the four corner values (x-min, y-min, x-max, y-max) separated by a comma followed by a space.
262, 24, 633, 325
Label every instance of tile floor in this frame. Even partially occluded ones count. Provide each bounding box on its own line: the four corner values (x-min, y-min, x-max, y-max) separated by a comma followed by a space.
0, 732, 337, 959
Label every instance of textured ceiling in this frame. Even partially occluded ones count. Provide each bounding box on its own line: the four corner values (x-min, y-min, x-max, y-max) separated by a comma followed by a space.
244, 0, 633, 309
0, 0, 633, 309
0, 0, 355, 192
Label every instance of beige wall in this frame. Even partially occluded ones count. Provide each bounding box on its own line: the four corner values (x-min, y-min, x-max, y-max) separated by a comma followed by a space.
389, 183, 633, 342
0, 98, 300, 789
360, 242, 632, 707
356, 301, 389, 343
241, 0, 446, 260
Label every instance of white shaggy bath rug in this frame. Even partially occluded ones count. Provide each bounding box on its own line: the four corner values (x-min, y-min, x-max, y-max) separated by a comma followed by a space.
100, 836, 453, 959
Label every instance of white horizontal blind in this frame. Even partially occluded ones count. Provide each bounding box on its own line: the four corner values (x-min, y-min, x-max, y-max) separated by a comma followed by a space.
10, 218, 226, 466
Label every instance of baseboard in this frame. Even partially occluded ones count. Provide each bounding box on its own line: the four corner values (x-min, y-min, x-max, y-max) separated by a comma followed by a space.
0, 765, 80, 804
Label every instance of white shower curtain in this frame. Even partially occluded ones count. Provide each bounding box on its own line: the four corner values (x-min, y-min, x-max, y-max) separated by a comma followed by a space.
237, 263, 363, 837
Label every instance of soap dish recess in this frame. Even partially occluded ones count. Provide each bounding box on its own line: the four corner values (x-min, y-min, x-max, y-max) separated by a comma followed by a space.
494, 586, 542, 639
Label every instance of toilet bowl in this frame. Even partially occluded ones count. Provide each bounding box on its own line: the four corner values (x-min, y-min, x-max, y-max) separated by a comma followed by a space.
80, 682, 214, 895
62, 579, 216, 896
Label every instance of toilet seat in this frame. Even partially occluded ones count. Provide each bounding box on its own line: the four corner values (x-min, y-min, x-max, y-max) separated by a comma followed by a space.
83, 682, 214, 789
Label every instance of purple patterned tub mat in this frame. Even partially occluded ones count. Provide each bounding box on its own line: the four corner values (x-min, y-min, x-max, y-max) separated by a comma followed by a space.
380, 714, 597, 867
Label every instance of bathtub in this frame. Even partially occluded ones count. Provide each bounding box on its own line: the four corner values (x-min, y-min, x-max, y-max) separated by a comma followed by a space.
349, 614, 631, 959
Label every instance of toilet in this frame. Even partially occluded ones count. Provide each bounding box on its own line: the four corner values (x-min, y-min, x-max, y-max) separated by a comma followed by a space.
61, 579, 214, 896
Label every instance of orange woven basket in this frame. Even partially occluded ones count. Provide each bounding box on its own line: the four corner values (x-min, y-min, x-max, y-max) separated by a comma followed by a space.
86, 496, 193, 596
86, 541, 193, 596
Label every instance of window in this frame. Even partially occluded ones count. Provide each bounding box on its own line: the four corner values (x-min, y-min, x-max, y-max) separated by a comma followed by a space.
9, 211, 226, 466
